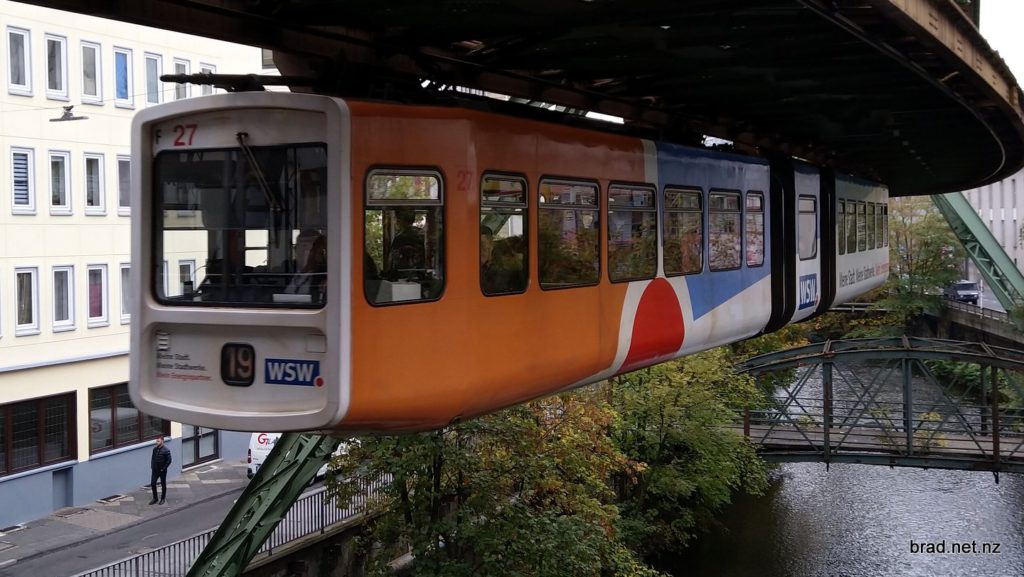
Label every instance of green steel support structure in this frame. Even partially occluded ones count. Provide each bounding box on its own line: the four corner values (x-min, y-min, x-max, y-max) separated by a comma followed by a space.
186, 432, 342, 577
932, 192, 1024, 313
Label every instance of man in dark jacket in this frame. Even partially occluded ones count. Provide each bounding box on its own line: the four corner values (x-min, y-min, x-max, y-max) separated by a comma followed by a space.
150, 437, 172, 505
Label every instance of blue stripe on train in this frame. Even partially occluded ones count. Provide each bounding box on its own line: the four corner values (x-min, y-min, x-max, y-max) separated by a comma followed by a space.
655, 142, 773, 320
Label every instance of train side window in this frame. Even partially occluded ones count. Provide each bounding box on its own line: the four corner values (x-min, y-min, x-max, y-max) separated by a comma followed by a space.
745, 191, 765, 267
538, 178, 600, 289
875, 203, 884, 249
364, 169, 444, 305
846, 200, 857, 254
867, 203, 876, 249
480, 174, 528, 296
882, 204, 889, 247
709, 190, 741, 271
664, 188, 703, 276
857, 201, 867, 252
798, 195, 817, 260
837, 200, 846, 255
608, 183, 657, 282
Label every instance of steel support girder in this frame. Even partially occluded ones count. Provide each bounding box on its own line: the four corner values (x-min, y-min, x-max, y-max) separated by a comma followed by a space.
186, 432, 342, 577
759, 452, 1024, 474
932, 192, 1024, 314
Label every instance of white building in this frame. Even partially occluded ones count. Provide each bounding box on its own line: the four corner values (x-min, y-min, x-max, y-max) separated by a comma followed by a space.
0, 2, 262, 526
960, 169, 1023, 281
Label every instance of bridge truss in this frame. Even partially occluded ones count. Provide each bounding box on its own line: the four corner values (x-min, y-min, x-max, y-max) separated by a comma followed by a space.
739, 337, 1024, 477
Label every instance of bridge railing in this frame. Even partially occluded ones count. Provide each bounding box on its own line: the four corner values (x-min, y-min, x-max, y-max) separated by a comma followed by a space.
944, 299, 1015, 325
71, 474, 389, 577
740, 399, 1024, 465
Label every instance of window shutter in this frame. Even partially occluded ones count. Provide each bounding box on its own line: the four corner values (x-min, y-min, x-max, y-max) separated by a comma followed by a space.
13, 152, 29, 205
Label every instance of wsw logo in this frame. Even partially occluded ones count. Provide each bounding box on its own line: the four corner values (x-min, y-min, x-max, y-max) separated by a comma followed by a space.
265, 358, 322, 387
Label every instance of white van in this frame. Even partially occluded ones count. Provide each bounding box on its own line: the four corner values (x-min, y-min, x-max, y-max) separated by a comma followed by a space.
247, 432, 345, 479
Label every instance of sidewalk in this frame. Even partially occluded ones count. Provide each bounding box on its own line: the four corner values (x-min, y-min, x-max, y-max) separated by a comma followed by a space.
0, 458, 250, 570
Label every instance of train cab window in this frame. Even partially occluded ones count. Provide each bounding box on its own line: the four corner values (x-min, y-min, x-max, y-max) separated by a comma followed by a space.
798, 196, 817, 260
153, 145, 328, 308
709, 190, 741, 271
364, 169, 444, 305
663, 188, 703, 276
480, 174, 528, 295
837, 200, 846, 255
538, 179, 600, 289
607, 184, 657, 282
856, 201, 867, 252
745, 191, 765, 267
846, 200, 857, 254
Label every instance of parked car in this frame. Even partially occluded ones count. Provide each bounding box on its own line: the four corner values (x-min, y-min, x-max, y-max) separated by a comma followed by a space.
944, 280, 980, 304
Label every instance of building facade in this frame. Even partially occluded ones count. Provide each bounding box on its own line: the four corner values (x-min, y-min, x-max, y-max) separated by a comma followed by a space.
0, 2, 258, 526
960, 168, 1023, 282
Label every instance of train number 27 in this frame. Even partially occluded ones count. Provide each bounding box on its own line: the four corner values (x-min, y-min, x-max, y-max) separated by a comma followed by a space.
172, 124, 198, 146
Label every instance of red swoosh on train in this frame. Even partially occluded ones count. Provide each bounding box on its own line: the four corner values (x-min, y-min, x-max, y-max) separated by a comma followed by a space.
617, 278, 685, 374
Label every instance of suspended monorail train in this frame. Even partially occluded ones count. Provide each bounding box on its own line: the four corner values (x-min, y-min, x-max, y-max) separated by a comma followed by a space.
129, 91, 888, 432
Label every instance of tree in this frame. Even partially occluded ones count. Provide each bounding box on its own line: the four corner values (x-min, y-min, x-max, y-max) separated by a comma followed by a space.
607, 349, 769, 559
878, 196, 964, 331
327, 388, 660, 577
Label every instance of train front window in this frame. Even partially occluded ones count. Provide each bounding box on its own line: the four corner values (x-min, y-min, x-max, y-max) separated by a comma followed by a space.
153, 144, 328, 308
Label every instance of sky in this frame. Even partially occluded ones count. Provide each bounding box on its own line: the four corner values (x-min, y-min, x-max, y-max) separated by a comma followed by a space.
979, 1, 1024, 81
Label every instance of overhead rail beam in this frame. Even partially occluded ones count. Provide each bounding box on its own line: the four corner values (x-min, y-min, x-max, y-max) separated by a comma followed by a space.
11, 0, 1024, 196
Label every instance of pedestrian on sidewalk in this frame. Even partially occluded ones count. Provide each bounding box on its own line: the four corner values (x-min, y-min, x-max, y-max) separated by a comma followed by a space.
150, 437, 172, 505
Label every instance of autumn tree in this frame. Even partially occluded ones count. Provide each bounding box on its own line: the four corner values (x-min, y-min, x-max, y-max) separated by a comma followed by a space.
327, 387, 660, 577
607, 349, 769, 560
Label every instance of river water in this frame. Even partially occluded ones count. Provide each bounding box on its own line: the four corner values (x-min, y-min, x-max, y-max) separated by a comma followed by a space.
668, 360, 1024, 577
671, 463, 1024, 577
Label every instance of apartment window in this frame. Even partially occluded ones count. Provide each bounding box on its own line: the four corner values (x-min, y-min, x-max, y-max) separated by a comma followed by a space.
53, 266, 75, 332
114, 47, 133, 107
88, 264, 108, 327
117, 156, 131, 214
173, 58, 190, 99
607, 184, 657, 282
364, 169, 445, 305
199, 63, 215, 96
81, 41, 101, 103
15, 268, 39, 336
178, 260, 196, 296
538, 179, 600, 289
11, 148, 34, 214
89, 384, 167, 453
0, 393, 75, 476
663, 188, 703, 276
44, 34, 68, 99
709, 191, 741, 271
50, 150, 71, 214
480, 174, 528, 295
85, 153, 105, 214
120, 263, 131, 324
145, 53, 161, 105
7, 27, 31, 95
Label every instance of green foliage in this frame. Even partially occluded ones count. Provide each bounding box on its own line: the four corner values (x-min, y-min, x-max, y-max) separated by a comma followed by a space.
879, 196, 964, 330
328, 389, 658, 577
607, 350, 770, 557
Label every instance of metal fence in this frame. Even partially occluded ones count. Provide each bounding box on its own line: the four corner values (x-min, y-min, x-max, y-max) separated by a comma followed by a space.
72, 475, 389, 577
945, 299, 1014, 325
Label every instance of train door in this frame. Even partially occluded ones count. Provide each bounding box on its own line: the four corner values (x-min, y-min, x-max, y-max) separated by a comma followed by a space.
790, 163, 821, 323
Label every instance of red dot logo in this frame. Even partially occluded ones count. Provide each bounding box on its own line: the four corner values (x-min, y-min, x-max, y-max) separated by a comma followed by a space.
315, 376, 324, 387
